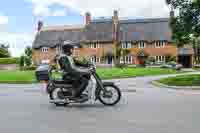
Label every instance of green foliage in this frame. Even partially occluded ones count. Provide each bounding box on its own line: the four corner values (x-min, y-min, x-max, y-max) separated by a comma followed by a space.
19, 55, 25, 68
159, 74, 200, 87
192, 37, 200, 63
166, 0, 200, 46
0, 44, 10, 58
19, 46, 32, 70
115, 63, 128, 69
146, 57, 156, 65
74, 57, 91, 66
24, 56, 32, 67
167, 61, 177, 66
0, 58, 19, 64
165, 55, 176, 63
25, 46, 32, 57
22, 66, 37, 71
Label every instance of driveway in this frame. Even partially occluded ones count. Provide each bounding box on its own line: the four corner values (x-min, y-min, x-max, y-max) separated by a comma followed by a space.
0, 73, 200, 133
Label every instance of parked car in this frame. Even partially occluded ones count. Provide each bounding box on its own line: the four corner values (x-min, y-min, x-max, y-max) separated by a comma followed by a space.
161, 62, 183, 70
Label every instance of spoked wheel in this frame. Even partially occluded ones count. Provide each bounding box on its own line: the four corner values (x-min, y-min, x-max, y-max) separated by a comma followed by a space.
98, 85, 121, 106
49, 88, 68, 106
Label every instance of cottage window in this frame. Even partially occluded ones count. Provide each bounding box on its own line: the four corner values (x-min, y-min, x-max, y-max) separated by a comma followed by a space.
120, 56, 133, 64
91, 56, 100, 64
155, 56, 165, 62
41, 47, 49, 52
121, 42, 132, 49
56, 46, 62, 54
155, 41, 165, 48
138, 41, 145, 48
89, 43, 100, 48
73, 49, 79, 57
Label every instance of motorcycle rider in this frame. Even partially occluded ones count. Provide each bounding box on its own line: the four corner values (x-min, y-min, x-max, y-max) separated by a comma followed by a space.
57, 44, 91, 99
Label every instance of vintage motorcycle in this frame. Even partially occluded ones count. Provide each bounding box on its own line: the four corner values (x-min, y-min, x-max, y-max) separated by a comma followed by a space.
46, 64, 121, 106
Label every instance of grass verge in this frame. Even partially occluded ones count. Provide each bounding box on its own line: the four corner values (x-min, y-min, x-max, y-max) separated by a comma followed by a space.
158, 74, 200, 86
0, 68, 180, 84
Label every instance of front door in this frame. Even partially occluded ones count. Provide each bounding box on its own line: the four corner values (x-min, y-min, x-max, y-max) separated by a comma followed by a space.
178, 55, 192, 68
107, 56, 113, 64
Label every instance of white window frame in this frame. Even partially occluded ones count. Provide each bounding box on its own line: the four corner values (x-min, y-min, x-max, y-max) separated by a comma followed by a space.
73, 49, 79, 57
155, 41, 165, 48
41, 47, 49, 52
138, 41, 145, 48
120, 56, 133, 64
121, 42, 132, 49
155, 56, 165, 62
56, 46, 62, 54
90, 56, 101, 64
41, 59, 50, 64
89, 43, 100, 48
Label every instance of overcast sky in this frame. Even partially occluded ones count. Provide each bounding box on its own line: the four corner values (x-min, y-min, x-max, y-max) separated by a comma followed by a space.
0, 0, 170, 57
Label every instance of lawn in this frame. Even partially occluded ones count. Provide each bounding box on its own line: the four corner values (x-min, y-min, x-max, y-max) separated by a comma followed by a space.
158, 74, 200, 86
0, 70, 35, 84
96, 67, 179, 79
0, 68, 180, 84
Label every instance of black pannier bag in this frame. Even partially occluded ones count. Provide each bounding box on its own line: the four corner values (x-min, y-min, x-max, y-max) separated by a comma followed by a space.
35, 64, 51, 81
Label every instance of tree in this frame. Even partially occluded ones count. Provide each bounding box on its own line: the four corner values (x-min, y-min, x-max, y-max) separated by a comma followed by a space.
0, 43, 10, 58
25, 46, 32, 57
166, 0, 200, 46
19, 46, 33, 70
121, 49, 131, 65
24, 46, 32, 67
192, 37, 200, 63
19, 55, 25, 69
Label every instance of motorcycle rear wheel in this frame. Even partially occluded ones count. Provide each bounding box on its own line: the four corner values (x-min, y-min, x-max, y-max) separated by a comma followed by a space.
49, 88, 69, 106
98, 84, 121, 106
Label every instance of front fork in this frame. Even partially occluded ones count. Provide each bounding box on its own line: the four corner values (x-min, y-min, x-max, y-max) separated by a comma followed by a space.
93, 73, 105, 100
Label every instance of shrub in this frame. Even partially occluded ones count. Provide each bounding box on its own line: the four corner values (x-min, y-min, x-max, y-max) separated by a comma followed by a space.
74, 57, 91, 66
146, 57, 156, 65
22, 66, 37, 71
166, 55, 176, 63
167, 61, 177, 66
19, 55, 25, 68
115, 63, 128, 68
24, 56, 32, 66
0, 58, 20, 64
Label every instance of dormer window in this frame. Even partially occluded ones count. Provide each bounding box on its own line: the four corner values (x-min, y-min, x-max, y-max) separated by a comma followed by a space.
41, 47, 49, 52
138, 41, 145, 48
155, 41, 165, 48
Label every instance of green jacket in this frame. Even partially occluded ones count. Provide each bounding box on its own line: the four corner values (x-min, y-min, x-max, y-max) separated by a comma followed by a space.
58, 54, 89, 79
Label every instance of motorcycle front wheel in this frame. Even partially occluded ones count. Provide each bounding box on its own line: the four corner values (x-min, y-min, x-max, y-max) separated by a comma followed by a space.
98, 84, 121, 106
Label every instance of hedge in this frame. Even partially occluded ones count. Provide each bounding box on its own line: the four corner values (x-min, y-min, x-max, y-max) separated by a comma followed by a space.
20, 66, 37, 71
0, 58, 20, 64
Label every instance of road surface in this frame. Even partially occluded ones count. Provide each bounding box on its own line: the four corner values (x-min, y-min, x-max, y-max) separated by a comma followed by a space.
0, 74, 200, 133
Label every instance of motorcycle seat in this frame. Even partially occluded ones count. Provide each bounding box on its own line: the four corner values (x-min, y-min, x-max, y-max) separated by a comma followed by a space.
53, 79, 72, 84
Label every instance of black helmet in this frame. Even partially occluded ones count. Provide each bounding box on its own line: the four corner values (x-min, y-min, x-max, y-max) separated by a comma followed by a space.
62, 43, 74, 55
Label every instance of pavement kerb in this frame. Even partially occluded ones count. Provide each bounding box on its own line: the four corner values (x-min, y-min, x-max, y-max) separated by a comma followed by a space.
152, 80, 200, 90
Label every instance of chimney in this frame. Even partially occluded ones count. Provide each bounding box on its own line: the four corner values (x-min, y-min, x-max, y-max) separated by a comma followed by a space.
85, 12, 91, 25
113, 10, 118, 20
112, 10, 119, 41
37, 21, 43, 32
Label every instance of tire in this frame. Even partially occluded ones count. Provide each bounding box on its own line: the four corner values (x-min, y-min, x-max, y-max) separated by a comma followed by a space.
98, 84, 121, 106
46, 82, 53, 94
49, 88, 68, 106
